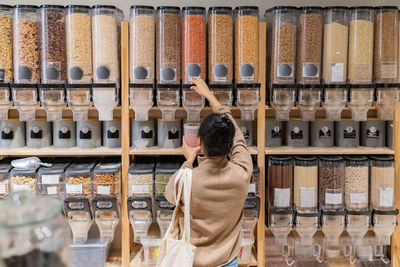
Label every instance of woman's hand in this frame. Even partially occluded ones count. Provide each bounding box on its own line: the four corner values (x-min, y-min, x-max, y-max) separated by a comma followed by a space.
182, 138, 201, 164
190, 78, 221, 107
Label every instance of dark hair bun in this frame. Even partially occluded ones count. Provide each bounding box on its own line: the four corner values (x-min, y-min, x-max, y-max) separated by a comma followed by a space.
215, 114, 230, 131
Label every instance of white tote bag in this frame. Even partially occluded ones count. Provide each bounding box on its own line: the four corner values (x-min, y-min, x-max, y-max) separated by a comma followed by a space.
156, 168, 196, 267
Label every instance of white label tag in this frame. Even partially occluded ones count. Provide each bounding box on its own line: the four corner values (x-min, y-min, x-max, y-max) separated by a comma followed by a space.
47, 186, 58, 195
66, 184, 82, 194
350, 193, 366, 204
0, 184, 5, 194
131, 185, 149, 194
326, 193, 342, 205
379, 187, 394, 207
13, 184, 30, 192
300, 187, 316, 208
331, 63, 344, 82
248, 184, 256, 194
97, 186, 111, 195
42, 175, 60, 184
274, 188, 290, 208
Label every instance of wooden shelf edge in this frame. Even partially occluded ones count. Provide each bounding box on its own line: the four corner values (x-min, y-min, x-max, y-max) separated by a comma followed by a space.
265, 146, 394, 155
0, 146, 122, 156
130, 146, 258, 155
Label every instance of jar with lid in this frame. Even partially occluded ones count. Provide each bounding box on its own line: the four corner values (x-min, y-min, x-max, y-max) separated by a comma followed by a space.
92, 158, 121, 198
182, 7, 206, 84
0, 120, 25, 148
269, 84, 296, 121
370, 156, 395, 210
53, 120, 76, 148
76, 120, 101, 149
13, 5, 39, 84
130, 6, 154, 84
374, 7, 399, 83
0, 159, 11, 198
310, 120, 334, 147
344, 156, 369, 211
297, 7, 323, 84
335, 120, 360, 148
38, 158, 72, 198
103, 120, 121, 148
285, 120, 310, 147
39, 5, 66, 84
348, 84, 374, 121
208, 7, 233, 84
156, 6, 181, 84
0, 191, 70, 266
66, 5, 92, 84
360, 120, 386, 147
268, 156, 293, 211
9, 167, 38, 196
270, 6, 297, 85
65, 158, 98, 199
26, 120, 51, 148
375, 84, 400, 120
93, 5, 121, 83
348, 7, 374, 84
322, 7, 349, 84
319, 156, 345, 211
294, 156, 318, 213
235, 6, 259, 83
0, 5, 13, 84
322, 84, 348, 121
131, 119, 156, 148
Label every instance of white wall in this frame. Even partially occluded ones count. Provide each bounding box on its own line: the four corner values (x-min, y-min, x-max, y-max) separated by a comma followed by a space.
3, 0, 400, 19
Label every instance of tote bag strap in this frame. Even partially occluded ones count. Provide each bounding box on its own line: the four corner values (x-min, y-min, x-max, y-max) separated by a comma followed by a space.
181, 168, 192, 243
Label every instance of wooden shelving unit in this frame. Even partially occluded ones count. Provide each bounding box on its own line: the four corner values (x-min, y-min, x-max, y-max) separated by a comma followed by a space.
265, 146, 394, 155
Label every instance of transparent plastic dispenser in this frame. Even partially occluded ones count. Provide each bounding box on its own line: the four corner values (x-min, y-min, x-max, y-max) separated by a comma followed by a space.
236, 83, 260, 121
346, 210, 371, 264
270, 84, 296, 121
348, 85, 374, 121
209, 84, 233, 107
157, 84, 180, 121
11, 84, 38, 121
92, 196, 119, 244
130, 84, 153, 121
128, 196, 152, 243
294, 213, 321, 261
183, 85, 205, 122
323, 85, 348, 121
269, 209, 294, 265
156, 196, 175, 238
372, 209, 399, 264
66, 84, 92, 121
63, 197, 93, 244
0, 84, 10, 120
321, 210, 346, 259
298, 85, 322, 121
92, 83, 118, 121
375, 84, 400, 120
39, 84, 65, 121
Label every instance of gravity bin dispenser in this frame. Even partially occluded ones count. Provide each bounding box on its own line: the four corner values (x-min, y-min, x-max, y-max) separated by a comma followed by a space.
128, 196, 152, 244
65, 84, 92, 121
63, 197, 93, 244
269, 84, 296, 121
39, 84, 65, 121
0, 83, 11, 120
156, 84, 180, 121
294, 212, 322, 262
92, 83, 118, 121
156, 196, 175, 239
209, 84, 233, 107
348, 84, 374, 121
92, 196, 119, 244
182, 84, 205, 122
297, 85, 322, 121
322, 84, 348, 121
130, 83, 154, 121
236, 83, 260, 121
11, 84, 38, 121
239, 196, 260, 265
375, 84, 400, 120
320, 210, 347, 260
346, 210, 371, 264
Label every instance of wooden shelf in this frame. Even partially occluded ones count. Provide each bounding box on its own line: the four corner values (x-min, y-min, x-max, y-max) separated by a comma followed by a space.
265, 146, 394, 155
0, 146, 121, 156
130, 146, 258, 155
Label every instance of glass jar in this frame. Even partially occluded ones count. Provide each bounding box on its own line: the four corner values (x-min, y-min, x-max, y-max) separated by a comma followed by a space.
268, 156, 293, 211
0, 5, 13, 83
319, 156, 345, 211
370, 156, 395, 210
270, 6, 297, 85
13, 5, 39, 84
322, 7, 349, 84
92, 158, 121, 198
65, 158, 98, 199
38, 158, 72, 198
374, 6, 399, 83
0, 159, 11, 199
294, 156, 318, 213
39, 5, 66, 84
156, 6, 180, 84
182, 6, 206, 84
9, 168, 38, 195
348, 7, 374, 84
348, 84, 374, 121
235, 6, 259, 83
93, 5, 121, 83
344, 156, 369, 211
130, 6, 154, 84
208, 7, 233, 84
66, 5, 92, 83
297, 7, 323, 84
0, 191, 69, 266
375, 84, 400, 121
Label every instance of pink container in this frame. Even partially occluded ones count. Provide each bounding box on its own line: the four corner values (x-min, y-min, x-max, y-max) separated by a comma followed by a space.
184, 123, 200, 147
